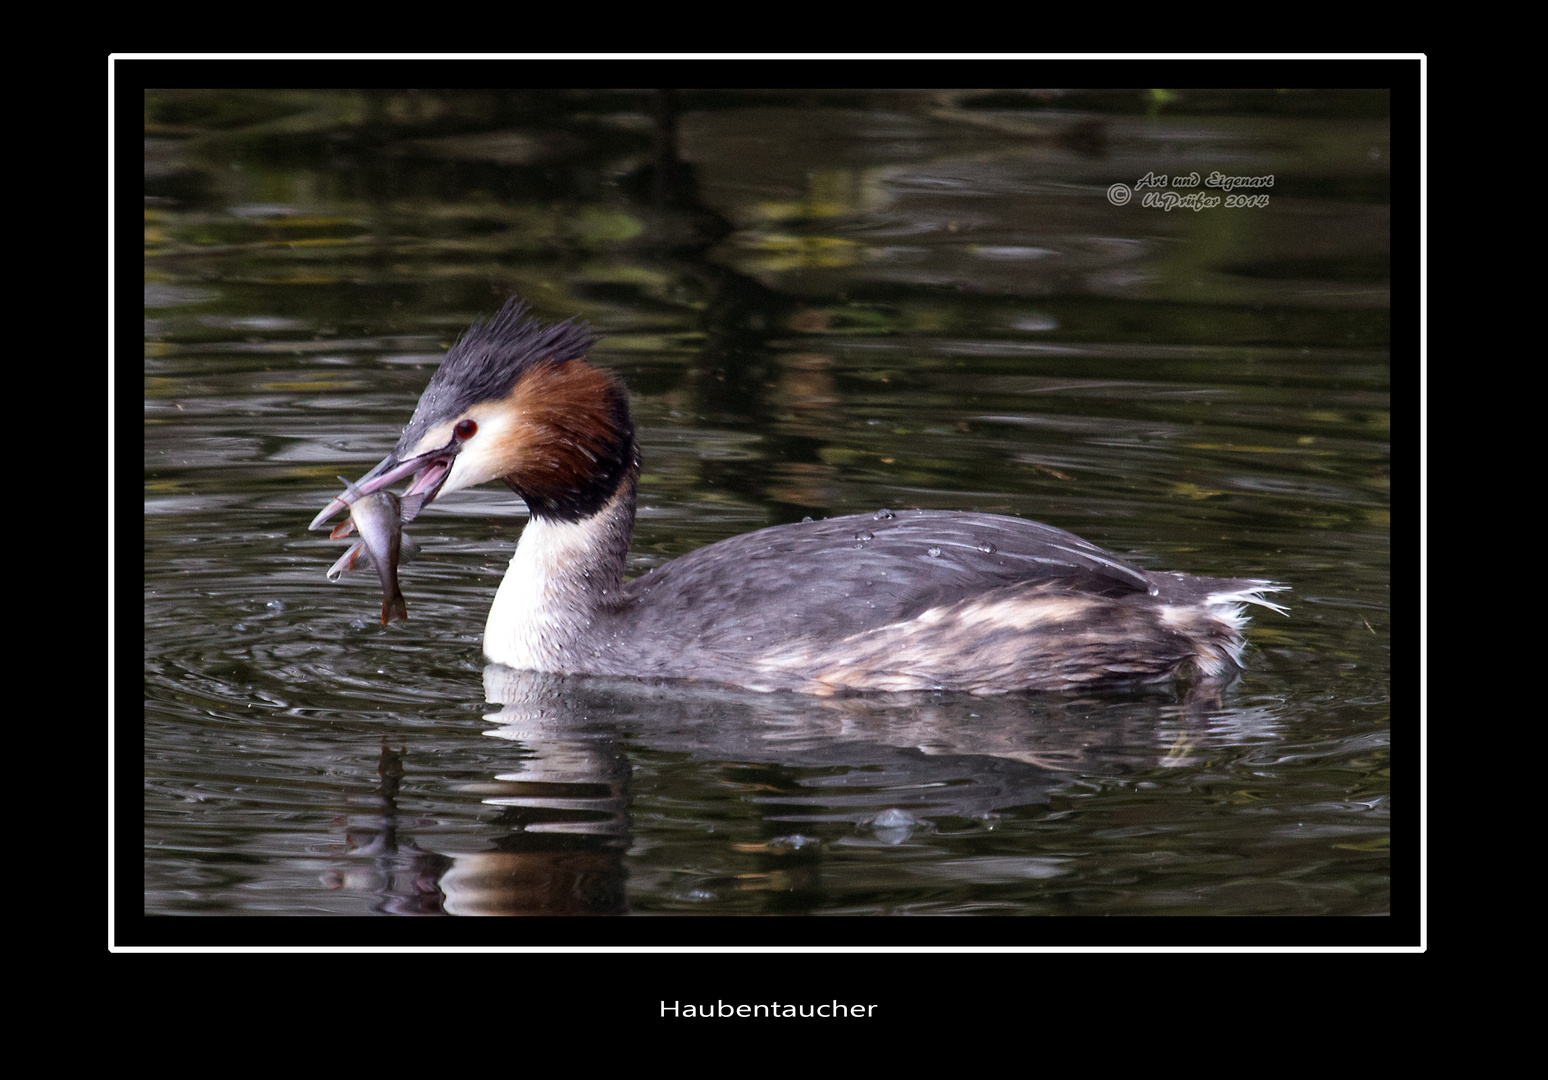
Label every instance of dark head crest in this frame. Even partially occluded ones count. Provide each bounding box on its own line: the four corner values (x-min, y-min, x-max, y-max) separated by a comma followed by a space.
397, 297, 600, 447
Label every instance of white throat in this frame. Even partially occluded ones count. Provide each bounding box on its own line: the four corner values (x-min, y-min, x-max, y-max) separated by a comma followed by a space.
483, 486, 633, 671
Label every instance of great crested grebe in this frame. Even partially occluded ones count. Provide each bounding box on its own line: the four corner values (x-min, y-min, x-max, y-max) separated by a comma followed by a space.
311, 298, 1286, 695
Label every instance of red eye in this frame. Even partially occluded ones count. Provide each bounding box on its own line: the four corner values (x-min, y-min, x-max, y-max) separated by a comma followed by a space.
455, 418, 478, 440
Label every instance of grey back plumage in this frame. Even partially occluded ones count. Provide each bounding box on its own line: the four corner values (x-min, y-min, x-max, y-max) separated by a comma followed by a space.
618, 510, 1157, 646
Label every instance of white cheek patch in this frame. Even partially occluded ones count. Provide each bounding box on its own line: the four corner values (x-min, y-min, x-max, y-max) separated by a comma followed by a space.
423, 402, 524, 496
441, 451, 482, 495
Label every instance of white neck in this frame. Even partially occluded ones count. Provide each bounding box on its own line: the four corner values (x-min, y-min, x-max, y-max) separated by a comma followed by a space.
483, 485, 634, 671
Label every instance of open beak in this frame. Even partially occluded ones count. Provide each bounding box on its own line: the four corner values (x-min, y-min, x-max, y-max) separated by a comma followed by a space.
309, 439, 461, 532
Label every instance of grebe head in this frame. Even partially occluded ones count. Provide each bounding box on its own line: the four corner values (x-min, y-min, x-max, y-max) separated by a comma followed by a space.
310, 299, 637, 532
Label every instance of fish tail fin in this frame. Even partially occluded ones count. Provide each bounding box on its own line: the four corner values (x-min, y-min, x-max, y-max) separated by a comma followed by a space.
382, 592, 409, 625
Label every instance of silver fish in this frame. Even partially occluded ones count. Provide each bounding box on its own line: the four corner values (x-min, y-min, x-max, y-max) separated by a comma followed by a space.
325, 476, 423, 625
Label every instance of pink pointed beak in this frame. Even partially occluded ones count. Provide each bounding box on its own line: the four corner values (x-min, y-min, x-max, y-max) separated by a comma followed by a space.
309, 443, 458, 532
